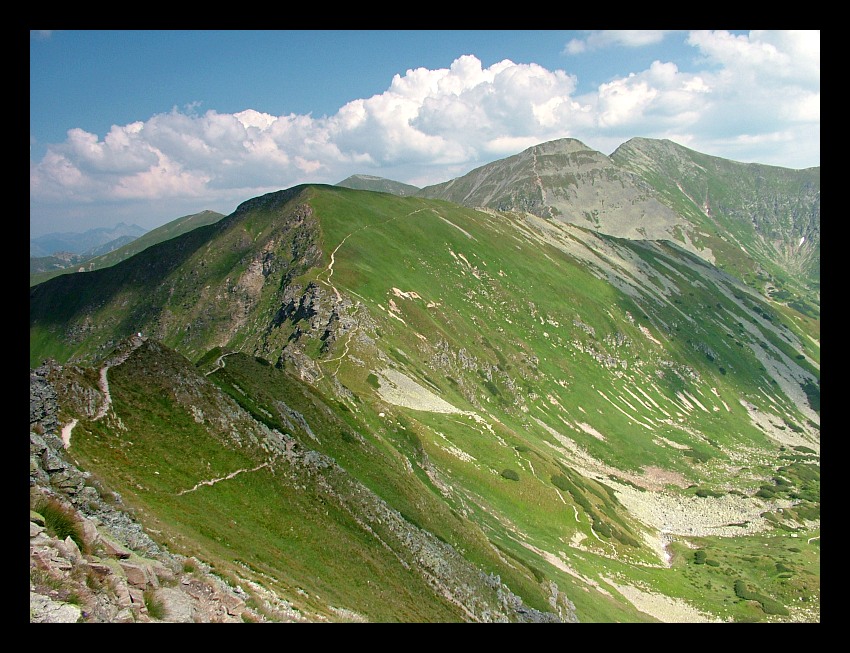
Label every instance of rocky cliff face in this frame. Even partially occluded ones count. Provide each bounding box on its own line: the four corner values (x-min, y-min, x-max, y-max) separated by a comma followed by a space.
611, 137, 820, 299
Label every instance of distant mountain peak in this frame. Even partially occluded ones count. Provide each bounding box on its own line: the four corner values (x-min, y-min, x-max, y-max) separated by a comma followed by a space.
30, 222, 148, 257
336, 175, 421, 197
347, 174, 390, 181
528, 137, 596, 155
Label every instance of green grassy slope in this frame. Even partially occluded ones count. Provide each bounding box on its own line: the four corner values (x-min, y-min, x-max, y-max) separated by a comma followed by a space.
32, 183, 819, 622
57, 340, 573, 622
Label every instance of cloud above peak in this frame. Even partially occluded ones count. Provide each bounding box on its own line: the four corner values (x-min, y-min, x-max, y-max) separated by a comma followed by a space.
31, 32, 820, 235
32, 55, 591, 206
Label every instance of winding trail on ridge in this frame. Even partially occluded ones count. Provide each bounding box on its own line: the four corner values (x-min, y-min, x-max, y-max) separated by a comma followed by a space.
317, 207, 430, 301
313, 206, 431, 384
205, 351, 237, 376
60, 335, 145, 449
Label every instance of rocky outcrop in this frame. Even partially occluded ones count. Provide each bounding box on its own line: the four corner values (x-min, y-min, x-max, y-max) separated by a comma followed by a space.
29, 363, 264, 624
29, 498, 258, 623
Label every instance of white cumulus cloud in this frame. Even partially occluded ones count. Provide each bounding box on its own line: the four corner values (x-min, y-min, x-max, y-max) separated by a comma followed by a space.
565, 30, 675, 54
31, 33, 820, 235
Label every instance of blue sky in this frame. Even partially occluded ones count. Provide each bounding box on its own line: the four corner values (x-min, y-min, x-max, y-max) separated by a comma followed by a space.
30, 30, 820, 237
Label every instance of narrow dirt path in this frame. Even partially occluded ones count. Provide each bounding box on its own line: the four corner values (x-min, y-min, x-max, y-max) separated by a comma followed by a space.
317, 207, 429, 301
61, 334, 146, 449
315, 304, 361, 384
313, 207, 430, 384
205, 351, 236, 376
94, 366, 112, 420
61, 419, 78, 450
177, 458, 278, 496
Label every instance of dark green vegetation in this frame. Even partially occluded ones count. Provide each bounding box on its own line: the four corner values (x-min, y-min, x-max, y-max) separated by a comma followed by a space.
30, 138, 819, 622
143, 589, 167, 620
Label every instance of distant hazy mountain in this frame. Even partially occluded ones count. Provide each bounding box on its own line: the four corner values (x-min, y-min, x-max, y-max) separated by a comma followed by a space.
336, 174, 421, 196
30, 222, 148, 257
30, 210, 226, 286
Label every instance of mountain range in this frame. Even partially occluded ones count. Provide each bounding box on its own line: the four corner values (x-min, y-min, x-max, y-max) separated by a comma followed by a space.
30, 211, 226, 287
30, 222, 148, 258
29, 137, 820, 623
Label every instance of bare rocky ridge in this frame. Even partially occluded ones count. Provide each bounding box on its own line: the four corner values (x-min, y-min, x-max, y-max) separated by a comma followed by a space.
418, 138, 694, 248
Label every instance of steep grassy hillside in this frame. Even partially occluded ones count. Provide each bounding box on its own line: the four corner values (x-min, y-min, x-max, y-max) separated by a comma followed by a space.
30, 182, 819, 622
44, 339, 573, 622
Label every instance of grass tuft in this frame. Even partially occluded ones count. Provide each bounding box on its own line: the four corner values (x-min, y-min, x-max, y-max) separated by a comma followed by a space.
34, 497, 86, 553
144, 589, 167, 620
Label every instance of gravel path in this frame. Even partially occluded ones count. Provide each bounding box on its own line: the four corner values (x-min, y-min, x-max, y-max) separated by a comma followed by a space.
60, 418, 77, 449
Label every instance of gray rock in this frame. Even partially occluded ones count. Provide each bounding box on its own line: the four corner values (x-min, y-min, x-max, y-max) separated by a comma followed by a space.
79, 515, 101, 548
99, 535, 132, 559
42, 450, 65, 473
30, 592, 82, 623
57, 536, 83, 563
119, 561, 158, 589
155, 587, 197, 623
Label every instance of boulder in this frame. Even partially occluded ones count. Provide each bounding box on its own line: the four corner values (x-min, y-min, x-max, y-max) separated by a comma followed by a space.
30, 592, 82, 623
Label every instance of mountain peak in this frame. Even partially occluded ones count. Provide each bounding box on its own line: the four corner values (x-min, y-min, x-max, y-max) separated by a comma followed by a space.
418, 136, 684, 242
336, 175, 421, 196
528, 137, 596, 156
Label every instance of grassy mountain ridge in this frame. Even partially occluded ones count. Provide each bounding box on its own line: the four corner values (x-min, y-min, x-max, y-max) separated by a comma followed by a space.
30, 141, 820, 622
42, 338, 566, 622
